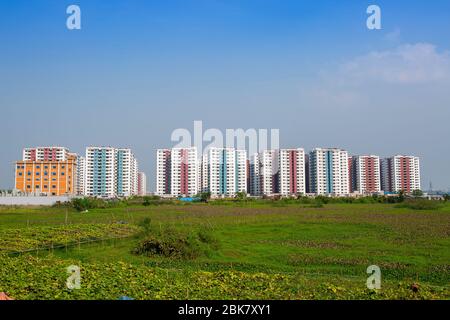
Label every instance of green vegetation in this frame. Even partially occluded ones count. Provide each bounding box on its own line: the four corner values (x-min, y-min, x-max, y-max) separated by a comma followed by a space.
397, 199, 444, 210
0, 223, 140, 252
0, 200, 449, 300
133, 226, 219, 259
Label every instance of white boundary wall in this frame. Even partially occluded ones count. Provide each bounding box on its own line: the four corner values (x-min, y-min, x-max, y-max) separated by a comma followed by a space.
0, 196, 76, 206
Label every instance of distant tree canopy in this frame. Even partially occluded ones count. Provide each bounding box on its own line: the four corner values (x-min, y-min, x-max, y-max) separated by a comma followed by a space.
199, 192, 211, 202
412, 189, 424, 197
235, 191, 247, 200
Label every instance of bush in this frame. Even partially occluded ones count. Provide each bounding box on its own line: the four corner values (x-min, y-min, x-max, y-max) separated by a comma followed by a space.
142, 196, 171, 206
133, 227, 219, 260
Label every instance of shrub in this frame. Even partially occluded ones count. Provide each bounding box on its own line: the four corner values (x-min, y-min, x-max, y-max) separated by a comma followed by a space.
133, 227, 219, 259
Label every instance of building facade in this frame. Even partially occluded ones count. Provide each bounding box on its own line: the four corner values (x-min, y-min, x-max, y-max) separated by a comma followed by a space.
138, 172, 147, 196
255, 150, 278, 196
85, 147, 117, 198
15, 147, 77, 196
381, 155, 421, 193
249, 154, 261, 196
15, 157, 77, 196
156, 149, 172, 196
201, 148, 247, 197
353, 155, 381, 194
84, 147, 139, 198
309, 148, 350, 195
276, 149, 306, 196
76, 156, 86, 195
169, 147, 199, 197
116, 149, 138, 197
23, 147, 73, 162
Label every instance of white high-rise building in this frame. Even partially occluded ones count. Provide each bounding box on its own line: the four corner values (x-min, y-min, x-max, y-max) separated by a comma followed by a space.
117, 149, 139, 197
253, 150, 278, 196
277, 148, 306, 196
353, 155, 381, 194
85, 147, 117, 198
170, 147, 199, 197
381, 155, 421, 193
84, 147, 139, 198
249, 149, 306, 196
202, 148, 247, 198
235, 149, 248, 194
138, 172, 147, 196
76, 156, 86, 196
309, 148, 350, 195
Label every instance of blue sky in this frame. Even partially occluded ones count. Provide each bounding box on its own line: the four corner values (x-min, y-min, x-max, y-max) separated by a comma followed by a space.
1, 0, 450, 191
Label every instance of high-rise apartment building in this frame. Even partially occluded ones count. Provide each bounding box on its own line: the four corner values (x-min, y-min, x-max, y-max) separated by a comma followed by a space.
249, 149, 306, 196
353, 155, 381, 194
381, 155, 421, 193
235, 149, 248, 194
85, 147, 117, 198
276, 149, 306, 196
138, 172, 147, 196
156, 149, 172, 196
116, 149, 138, 197
170, 147, 199, 197
76, 156, 86, 195
201, 148, 247, 197
84, 147, 139, 198
348, 156, 356, 193
249, 153, 261, 196
309, 148, 350, 195
252, 150, 278, 196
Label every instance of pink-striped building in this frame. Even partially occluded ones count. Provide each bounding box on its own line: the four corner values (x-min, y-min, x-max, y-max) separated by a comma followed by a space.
156, 147, 199, 197
381, 155, 421, 193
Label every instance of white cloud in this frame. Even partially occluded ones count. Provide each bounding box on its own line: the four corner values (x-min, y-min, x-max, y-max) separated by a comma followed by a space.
339, 43, 450, 85
384, 28, 401, 42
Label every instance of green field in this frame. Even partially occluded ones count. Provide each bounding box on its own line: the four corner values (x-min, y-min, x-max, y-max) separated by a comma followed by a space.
0, 200, 449, 300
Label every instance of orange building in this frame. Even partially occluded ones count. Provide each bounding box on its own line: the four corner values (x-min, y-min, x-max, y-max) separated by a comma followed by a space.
15, 157, 77, 196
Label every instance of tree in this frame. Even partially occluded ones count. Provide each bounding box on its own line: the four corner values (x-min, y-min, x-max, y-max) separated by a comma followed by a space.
444, 194, 450, 202
235, 191, 247, 200
199, 192, 211, 202
412, 189, 424, 197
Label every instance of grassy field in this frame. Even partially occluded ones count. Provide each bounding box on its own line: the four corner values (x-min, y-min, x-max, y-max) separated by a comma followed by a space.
0, 200, 449, 300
